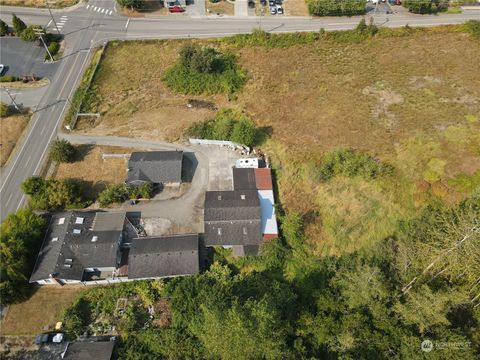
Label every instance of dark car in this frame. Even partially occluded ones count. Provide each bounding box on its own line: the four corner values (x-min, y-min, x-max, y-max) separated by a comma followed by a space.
275, 0, 282, 4
35, 333, 64, 345
260, 0, 266, 5
269, 0, 275, 6
169, 5, 185, 12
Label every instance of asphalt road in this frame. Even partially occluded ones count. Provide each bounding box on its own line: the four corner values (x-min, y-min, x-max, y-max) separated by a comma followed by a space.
0, 3, 479, 221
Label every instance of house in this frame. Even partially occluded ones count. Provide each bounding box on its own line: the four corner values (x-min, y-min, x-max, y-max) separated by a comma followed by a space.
233, 167, 279, 240
128, 234, 200, 280
30, 211, 126, 285
204, 190, 262, 249
126, 151, 183, 186
63, 341, 115, 360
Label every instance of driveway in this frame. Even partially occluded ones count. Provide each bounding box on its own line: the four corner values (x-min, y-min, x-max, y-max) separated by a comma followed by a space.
0, 37, 59, 79
59, 133, 240, 235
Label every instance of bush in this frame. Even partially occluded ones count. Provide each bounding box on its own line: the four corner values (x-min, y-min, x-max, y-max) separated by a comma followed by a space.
1, 102, 11, 117
21, 177, 85, 210
315, 149, 394, 182
12, 13, 26, 35
0, 19, 8, 36
46, 41, 60, 60
20, 25, 38, 42
163, 44, 246, 95
462, 20, 480, 39
0, 75, 18, 82
98, 183, 153, 207
117, 0, 144, 9
50, 139, 75, 163
402, 0, 447, 14
307, 0, 366, 17
185, 108, 259, 146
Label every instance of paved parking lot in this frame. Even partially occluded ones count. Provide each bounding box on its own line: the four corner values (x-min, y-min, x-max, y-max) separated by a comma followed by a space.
0, 37, 59, 79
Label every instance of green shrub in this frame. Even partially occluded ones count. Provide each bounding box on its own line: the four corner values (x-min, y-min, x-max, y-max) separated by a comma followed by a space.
0, 75, 18, 82
462, 20, 480, 39
307, 0, 366, 17
1, 102, 11, 117
402, 0, 446, 14
163, 44, 246, 95
20, 25, 38, 42
98, 183, 153, 207
0, 19, 8, 36
117, 0, 144, 8
185, 108, 259, 146
12, 13, 26, 35
315, 149, 394, 182
46, 41, 60, 60
21, 177, 85, 210
50, 139, 75, 163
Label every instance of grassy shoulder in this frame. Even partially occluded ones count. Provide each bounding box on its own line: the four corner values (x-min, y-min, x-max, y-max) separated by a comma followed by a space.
0, 111, 30, 167
72, 23, 480, 254
0, 0, 78, 8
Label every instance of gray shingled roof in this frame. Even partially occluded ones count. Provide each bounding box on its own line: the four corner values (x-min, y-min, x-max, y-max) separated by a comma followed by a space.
126, 151, 183, 184
128, 234, 200, 279
30, 211, 125, 282
233, 168, 257, 190
63, 341, 115, 360
204, 190, 262, 246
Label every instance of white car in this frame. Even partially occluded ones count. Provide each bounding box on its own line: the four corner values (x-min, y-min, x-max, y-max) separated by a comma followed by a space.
276, 4, 283, 14
0, 64, 4, 76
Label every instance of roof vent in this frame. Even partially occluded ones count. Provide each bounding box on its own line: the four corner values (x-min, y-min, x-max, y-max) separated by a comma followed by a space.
218, 228, 222, 235
91, 236, 98, 242
52, 237, 58, 242
75, 217, 84, 224
65, 258, 73, 263
73, 229, 81, 235
243, 227, 248, 235
64, 264, 72, 268
240, 194, 246, 200
218, 195, 222, 200
58, 217, 65, 225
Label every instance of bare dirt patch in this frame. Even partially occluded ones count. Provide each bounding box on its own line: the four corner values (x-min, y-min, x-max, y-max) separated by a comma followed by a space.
0, 0, 77, 8
1, 287, 84, 335
207, 0, 234, 15
0, 114, 29, 167
52, 145, 139, 199
283, 0, 309, 16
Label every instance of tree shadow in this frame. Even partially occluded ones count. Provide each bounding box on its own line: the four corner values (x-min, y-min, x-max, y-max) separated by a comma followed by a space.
72, 144, 94, 162
255, 126, 273, 146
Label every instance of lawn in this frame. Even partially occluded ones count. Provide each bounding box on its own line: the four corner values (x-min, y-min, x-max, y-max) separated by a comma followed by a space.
0, 114, 29, 167
52, 145, 140, 200
1, 286, 85, 335
74, 27, 480, 255
0, 0, 78, 8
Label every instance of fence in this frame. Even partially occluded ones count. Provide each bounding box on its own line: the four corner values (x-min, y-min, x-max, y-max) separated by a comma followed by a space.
188, 138, 250, 154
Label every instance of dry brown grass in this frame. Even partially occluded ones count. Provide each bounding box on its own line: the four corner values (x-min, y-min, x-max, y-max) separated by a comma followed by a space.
52, 145, 139, 199
78, 29, 480, 254
0, 114, 29, 167
0, 0, 78, 8
207, 0, 234, 16
283, 0, 309, 16
1, 286, 84, 335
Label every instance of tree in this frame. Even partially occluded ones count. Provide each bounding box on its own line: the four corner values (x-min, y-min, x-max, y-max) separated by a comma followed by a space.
0, 102, 11, 117
0, 209, 46, 304
0, 19, 8, 36
116, 0, 144, 9
49, 139, 75, 163
230, 118, 257, 146
402, 0, 445, 14
12, 13, 26, 35
21, 176, 46, 195
20, 25, 37, 42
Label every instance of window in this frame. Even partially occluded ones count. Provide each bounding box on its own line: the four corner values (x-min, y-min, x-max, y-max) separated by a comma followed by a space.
91, 236, 98, 242
75, 217, 84, 224
58, 217, 65, 225
73, 229, 81, 235
240, 194, 246, 200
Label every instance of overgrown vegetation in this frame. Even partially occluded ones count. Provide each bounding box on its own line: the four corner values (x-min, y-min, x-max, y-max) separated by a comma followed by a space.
403, 0, 448, 14
185, 108, 259, 146
314, 148, 394, 182
307, 0, 366, 16
62, 193, 480, 359
0, 19, 8, 36
116, 0, 144, 9
462, 20, 480, 39
21, 176, 86, 210
49, 139, 76, 163
12, 13, 26, 36
163, 44, 246, 95
0, 209, 46, 305
0, 102, 14, 117
98, 183, 153, 207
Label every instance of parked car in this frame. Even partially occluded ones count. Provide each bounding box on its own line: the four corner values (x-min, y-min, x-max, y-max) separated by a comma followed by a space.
0, 64, 4, 76
270, 6, 277, 14
35, 333, 64, 345
275, 0, 282, 4
276, 4, 283, 13
168, 5, 185, 12
269, 0, 275, 6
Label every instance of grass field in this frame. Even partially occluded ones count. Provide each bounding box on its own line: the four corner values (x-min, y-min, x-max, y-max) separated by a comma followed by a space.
52, 145, 139, 199
76, 27, 480, 255
0, 0, 78, 8
1, 286, 84, 335
0, 114, 29, 167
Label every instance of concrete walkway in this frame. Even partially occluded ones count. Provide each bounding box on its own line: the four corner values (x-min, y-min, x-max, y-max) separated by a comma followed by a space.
234, 0, 249, 17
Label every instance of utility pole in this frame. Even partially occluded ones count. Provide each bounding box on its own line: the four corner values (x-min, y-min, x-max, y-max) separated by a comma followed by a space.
34, 27, 54, 62
45, 0, 61, 34
3, 88, 20, 111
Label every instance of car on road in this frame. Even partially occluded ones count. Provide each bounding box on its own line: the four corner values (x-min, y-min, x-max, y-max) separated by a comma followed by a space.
0, 64, 4, 76
168, 5, 185, 13
270, 6, 277, 14
276, 4, 284, 13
